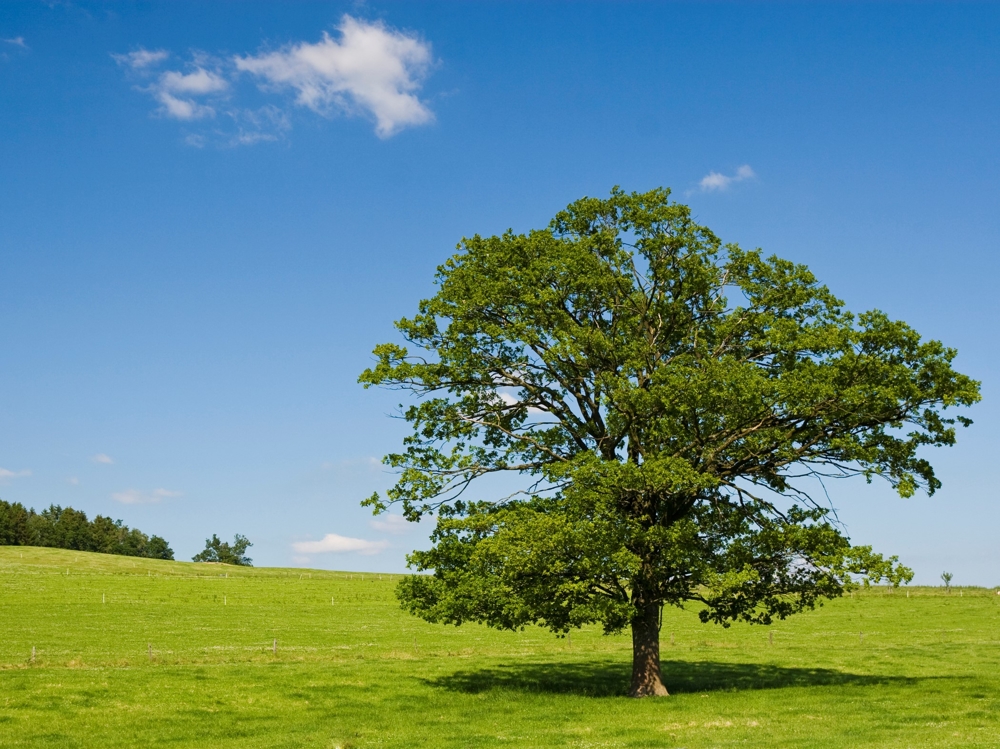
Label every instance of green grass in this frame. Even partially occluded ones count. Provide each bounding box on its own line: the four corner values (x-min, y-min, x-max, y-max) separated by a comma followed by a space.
2, 547, 999, 747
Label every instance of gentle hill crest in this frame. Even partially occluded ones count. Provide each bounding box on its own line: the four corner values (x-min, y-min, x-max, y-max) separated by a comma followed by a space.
0, 545, 367, 578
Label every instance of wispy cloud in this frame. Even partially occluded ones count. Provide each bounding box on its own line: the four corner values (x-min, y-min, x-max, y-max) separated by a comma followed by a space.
91, 453, 114, 464
2, 36, 29, 61
160, 91, 216, 120
292, 533, 389, 555
67, 476, 80, 485
697, 164, 756, 193
111, 488, 182, 505
113, 48, 168, 69
0, 468, 31, 482
369, 514, 413, 535
235, 15, 434, 138
320, 456, 382, 477
226, 105, 291, 145
155, 92, 214, 120
114, 15, 435, 144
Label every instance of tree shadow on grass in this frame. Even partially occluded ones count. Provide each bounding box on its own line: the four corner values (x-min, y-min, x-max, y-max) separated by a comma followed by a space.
427, 658, 919, 698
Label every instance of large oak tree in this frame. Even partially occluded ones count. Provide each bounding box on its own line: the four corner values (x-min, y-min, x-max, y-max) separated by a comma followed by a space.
360, 188, 979, 697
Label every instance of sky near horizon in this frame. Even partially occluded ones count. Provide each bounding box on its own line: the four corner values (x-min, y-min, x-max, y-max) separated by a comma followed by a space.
1, 2, 999, 584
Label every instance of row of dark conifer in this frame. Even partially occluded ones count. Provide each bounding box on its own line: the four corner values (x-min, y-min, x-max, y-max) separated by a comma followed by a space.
0, 500, 173, 559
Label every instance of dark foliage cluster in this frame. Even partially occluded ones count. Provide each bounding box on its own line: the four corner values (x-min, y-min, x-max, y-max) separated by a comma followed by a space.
0, 499, 174, 559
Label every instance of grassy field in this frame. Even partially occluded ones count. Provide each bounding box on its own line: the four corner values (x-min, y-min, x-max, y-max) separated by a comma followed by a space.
2, 547, 999, 748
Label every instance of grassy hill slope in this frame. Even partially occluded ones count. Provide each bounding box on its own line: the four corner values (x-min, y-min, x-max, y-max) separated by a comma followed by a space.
2, 546, 999, 747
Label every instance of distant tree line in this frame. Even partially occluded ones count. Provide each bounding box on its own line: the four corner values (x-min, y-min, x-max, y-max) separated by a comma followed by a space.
0, 500, 174, 559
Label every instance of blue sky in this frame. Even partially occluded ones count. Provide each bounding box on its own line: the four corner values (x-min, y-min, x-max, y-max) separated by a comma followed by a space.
1, 2, 998, 584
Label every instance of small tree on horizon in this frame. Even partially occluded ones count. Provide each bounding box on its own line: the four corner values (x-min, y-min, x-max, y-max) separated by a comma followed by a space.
360, 187, 979, 697
941, 571, 954, 592
192, 534, 253, 566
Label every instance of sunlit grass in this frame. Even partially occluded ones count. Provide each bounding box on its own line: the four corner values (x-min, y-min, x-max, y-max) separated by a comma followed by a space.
2, 546, 999, 747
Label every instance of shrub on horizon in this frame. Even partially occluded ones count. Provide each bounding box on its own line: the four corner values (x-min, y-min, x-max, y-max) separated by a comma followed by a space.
192, 533, 253, 566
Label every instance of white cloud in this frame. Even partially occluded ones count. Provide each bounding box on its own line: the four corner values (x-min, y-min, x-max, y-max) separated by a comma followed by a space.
369, 513, 412, 535
698, 164, 756, 192
3, 37, 27, 49
146, 67, 228, 120
497, 390, 544, 414
0, 468, 31, 481
292, 533, 389, 555
91, 453, 114, 464
115, 16, 436, 143
113, 48, 168, 69
154, 90, 215, 120
67, 476, 80, 485
235, 15, 434, 137
160, 68, 228, 95
114, 48, 226, 121
112, 488, 182, 505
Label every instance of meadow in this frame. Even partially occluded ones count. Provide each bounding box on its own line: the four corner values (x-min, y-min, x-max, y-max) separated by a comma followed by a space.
1, 546, 999, 748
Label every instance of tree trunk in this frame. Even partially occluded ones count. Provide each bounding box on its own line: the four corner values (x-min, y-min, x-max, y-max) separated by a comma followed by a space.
630, 600, 668, 697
